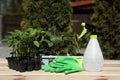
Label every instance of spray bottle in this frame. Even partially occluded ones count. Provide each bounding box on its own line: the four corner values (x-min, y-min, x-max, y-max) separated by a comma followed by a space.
79, 22, 104, 72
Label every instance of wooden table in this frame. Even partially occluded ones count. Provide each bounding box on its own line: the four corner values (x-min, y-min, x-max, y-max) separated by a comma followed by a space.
0, 58, 120, 80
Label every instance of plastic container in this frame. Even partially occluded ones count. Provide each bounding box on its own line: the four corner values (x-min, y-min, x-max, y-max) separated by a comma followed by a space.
83, 35, 104, 72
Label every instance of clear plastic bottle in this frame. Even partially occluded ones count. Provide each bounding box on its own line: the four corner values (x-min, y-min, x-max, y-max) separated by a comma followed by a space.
83, 35, 104, 72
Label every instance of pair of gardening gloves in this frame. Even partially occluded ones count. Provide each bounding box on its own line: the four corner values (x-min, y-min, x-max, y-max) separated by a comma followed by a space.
41, 56, 84, 74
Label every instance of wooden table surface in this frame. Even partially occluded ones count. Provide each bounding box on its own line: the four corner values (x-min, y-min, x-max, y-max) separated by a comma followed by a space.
0, 58, 120, 80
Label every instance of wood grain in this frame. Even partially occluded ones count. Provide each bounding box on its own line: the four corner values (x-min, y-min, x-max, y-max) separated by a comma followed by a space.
0, 59, 120, 80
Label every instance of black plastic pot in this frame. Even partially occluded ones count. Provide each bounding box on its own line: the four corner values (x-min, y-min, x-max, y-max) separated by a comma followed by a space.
34, 58, 41, 70
14, 59, 19, 71
18, 59, 27, 72
6, 56, 42, 72
27, 59, 34, 71
12, 57, 18, 70
6, 57, 13, 69
6, 57, 18, 70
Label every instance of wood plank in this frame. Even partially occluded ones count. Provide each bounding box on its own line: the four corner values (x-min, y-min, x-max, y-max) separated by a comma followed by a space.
0, 58, 120, 80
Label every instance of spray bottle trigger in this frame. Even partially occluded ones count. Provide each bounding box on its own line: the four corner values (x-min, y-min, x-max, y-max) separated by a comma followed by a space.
78, 22, 87, 39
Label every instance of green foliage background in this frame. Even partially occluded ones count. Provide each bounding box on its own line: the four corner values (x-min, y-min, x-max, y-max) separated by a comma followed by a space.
21, 0, 79, 55
21, 0, 73, 34
92, 0, 120, 59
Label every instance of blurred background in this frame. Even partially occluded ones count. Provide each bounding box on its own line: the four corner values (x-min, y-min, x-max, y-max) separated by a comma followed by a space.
0, 0, 93, 58
0, 0, 120, 59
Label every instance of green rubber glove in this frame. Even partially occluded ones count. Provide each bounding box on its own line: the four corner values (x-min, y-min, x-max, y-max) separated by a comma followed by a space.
41, 56, 84, 74
42, 65, 55, 72
64, 58, 84, 74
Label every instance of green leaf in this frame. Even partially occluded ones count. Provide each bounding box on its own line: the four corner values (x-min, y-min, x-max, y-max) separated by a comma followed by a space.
50, 35, 62, 42
6, 41, 12, 47
33, 41, 40, 47
44, 40, 53, 47
13, 39, 20, 45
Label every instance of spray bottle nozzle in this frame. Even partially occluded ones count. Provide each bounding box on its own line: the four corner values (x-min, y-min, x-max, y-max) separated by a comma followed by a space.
78, 22, 97, 39
81, 22, 96, 34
